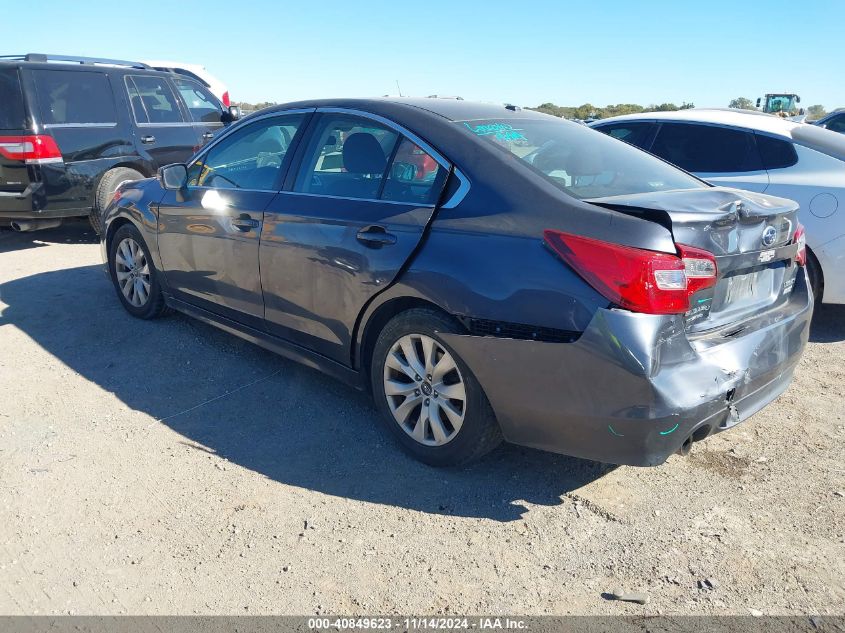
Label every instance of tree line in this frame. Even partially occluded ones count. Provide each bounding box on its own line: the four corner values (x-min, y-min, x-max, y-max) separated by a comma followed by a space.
234, 98, 829, 121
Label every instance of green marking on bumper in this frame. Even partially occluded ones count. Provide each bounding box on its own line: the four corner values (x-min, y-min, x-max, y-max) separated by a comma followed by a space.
608, 425, 625, 437
659, 423, 680, 435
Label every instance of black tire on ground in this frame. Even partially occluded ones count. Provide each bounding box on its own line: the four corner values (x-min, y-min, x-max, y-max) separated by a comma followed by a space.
90, 167, 144, 235
108, 223, 169, 320
370, 308, 503, 466
806, 248, 824, 305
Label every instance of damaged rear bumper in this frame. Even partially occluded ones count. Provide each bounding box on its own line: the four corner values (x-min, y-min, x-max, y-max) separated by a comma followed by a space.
440, 270, 813, 466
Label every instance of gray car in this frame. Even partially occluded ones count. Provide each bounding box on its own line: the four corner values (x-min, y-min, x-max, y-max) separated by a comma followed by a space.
101, 98, 812, 467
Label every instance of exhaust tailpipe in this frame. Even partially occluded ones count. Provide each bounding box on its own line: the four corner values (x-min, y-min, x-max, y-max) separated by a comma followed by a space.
677, 435, 694, 457
10, 219, 62, 232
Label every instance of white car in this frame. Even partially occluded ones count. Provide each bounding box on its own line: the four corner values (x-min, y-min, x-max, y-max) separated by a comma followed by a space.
592, 109, 845, 304
143, 60, 230, 106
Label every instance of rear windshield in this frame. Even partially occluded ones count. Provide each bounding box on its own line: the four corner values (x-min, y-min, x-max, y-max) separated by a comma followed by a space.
460, 118, 705, 199
792, 124, 845, 162
0, 68, 27, 130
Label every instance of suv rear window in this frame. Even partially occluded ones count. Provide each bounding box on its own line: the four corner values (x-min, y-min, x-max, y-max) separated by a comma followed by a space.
461, 118, 704, 200
32, 69, 116, 126
0, 68, 26, 130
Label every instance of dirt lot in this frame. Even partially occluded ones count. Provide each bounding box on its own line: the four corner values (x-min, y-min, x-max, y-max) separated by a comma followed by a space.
0, 221, 843, 616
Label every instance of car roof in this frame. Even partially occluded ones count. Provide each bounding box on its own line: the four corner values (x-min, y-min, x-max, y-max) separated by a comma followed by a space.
594, 108, 800, 138
261, 97, 552, 123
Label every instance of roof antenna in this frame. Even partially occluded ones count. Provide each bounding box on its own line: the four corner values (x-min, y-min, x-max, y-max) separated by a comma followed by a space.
396, 80, 404, 98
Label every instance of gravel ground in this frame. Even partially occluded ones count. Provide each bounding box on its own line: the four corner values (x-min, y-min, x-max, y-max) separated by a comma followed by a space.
0, 221, 843, 616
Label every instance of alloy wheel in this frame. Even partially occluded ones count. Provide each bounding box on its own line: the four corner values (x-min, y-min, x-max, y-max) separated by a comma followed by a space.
114, 237, 151, 308
383, 334, 467, 446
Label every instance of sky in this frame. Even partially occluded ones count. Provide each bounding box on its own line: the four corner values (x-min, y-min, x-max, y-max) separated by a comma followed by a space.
6, 0, 843, 110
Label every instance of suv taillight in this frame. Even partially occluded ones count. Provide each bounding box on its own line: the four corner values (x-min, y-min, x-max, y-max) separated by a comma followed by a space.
543, 230, 717, 315
0, 135, 63, 165
793, 224, 807, 266
221, 91, 231, 107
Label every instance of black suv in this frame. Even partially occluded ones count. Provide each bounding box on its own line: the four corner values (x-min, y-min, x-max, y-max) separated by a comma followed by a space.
0, 53, 237, 233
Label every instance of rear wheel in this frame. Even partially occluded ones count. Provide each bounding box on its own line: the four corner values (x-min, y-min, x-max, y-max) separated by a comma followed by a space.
371, 308, 502, 466
108, 224, 168, 319
90, 167, 144, 235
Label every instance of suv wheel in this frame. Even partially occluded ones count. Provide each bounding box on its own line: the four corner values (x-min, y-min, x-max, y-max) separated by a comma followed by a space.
108, 224, 168, 319
91, 167, 144, 235
371, 308, 502, 466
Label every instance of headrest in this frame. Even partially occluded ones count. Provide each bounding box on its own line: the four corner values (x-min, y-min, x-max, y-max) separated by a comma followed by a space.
343, 133, 387, 174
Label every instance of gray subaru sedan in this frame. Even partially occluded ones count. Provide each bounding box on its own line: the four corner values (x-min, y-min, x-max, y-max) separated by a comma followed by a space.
100, 98, 812, 466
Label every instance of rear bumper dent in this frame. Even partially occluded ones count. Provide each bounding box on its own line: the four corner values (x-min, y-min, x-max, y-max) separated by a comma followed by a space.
440, 269, 813, 466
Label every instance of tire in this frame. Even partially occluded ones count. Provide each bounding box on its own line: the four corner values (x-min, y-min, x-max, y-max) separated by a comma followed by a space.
370, 308, 503, 466
806, 249, 824, 304
108, 223, 168, 319
90, 167, 144, 235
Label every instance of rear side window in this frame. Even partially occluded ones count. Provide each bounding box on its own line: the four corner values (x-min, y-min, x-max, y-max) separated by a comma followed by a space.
32, 70, 116, 126
125, 75, 185, 124
651, 123, 762, 173
172, 77, 222, 124
755, 134, 798, 170
382, 138, 448, 204
294, 115, 400, 200
595, 122, 654, 150
0, 68, 26, 130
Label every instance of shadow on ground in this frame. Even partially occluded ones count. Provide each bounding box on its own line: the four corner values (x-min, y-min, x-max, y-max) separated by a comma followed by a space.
810, 303, 845, 343
0, 220, 98, 253
0, 254, 610, 522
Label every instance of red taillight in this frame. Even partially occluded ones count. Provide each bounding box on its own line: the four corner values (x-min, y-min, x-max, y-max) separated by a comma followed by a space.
793, 224, 807, 266
221, 91, 231, 107
543, 230, 717, 315
0, 135, 63, 164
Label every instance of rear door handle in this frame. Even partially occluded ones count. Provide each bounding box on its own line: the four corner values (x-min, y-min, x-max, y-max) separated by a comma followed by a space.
140, 135, 156, 144
231, 214, 260, 232
356, 225, 396, 247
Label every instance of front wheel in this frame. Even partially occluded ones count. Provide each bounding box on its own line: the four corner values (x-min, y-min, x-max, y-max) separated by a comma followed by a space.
108, 224, 168, 319
370, 308, 502, 466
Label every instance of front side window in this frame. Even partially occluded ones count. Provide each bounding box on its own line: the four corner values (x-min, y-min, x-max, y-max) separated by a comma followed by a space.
461, 118, 704, 200
32, 70, 116, 126
172, 77, 223, 124
188, 114, 305, 190
651, 123, 762, 173
125, 75, 185, 124
294, 115, 400, 200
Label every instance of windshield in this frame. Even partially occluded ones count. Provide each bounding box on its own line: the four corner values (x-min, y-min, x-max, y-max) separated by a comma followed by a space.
460, 118, 705, 200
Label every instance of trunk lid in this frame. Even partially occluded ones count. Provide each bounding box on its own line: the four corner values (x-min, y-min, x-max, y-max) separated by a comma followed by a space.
589, 187, 802, 331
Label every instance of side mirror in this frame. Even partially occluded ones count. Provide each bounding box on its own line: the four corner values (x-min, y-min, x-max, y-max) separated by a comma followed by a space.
796, 96, 801, 103
222, 105, 241, 123
756, 98, 761, 108
158, 163, 188, 191
799, 108, 806, 116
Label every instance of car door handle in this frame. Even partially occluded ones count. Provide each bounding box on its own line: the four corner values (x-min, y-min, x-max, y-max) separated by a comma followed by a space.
356, 225, 397, 247
230, 214, 259, 232
140, 135, 156, 144
202, 131, 214, 140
